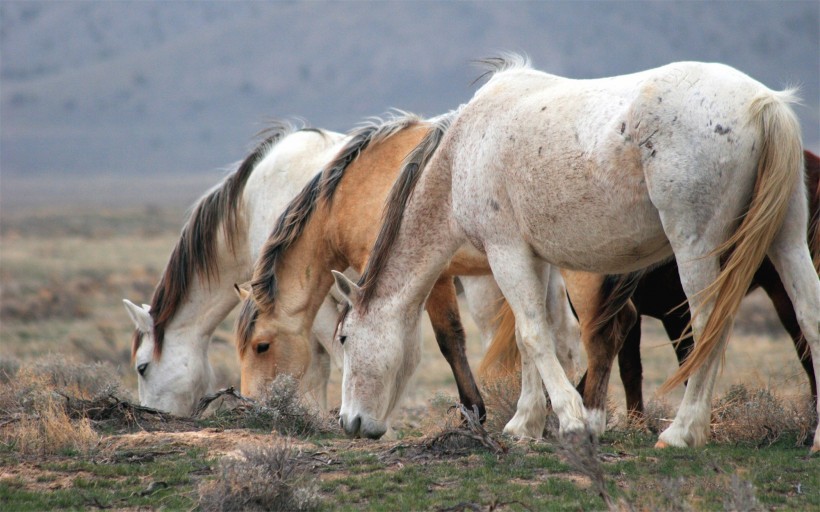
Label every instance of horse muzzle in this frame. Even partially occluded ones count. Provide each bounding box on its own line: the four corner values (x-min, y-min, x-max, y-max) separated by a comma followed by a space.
339, 413, 386, 439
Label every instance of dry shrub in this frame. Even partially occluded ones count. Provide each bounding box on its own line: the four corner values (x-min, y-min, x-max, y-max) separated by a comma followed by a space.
479, 372, 520, 434
198, 441, 319, 512
420, 392, 465, 436
723, 473, 761, 512
711, 385, 815, 446
623, 397, 676, 434
656, 476, 694, 512
479, 371, 564, 438
0, 357, 122, 455
227, 376, 336, 437
557, 429, 621, 511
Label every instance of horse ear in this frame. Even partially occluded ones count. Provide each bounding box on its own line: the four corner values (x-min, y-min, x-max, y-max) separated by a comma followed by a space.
331, 270, 361, 305
123, 299, 152, 333
233, 282, 251, 301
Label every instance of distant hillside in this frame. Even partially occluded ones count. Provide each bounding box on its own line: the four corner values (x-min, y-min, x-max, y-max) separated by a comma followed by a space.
1, 1, 817, 177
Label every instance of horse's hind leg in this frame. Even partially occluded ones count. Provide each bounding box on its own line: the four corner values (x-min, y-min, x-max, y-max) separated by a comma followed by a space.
754, 258, 817, 405
485, 245, 587, 438
655, 247, 726, 448
651, 186, 740, 448
765, 196, 820, 451
425, 276, 486, 421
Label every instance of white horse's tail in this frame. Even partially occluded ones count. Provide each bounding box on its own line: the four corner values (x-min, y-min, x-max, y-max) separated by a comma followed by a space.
660, 89, 803, 393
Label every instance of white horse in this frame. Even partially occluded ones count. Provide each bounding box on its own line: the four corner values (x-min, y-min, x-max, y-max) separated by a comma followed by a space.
122, 123, 350, 416
332, 56, 819, 451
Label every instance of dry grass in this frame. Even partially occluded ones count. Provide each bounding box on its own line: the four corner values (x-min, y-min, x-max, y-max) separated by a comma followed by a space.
710, 385, 816, 446
0, 358, 113, 455
198, 441, 320, 512
478, 374, 520, 434
7, 399, 100, 456
624, 384, 816, 447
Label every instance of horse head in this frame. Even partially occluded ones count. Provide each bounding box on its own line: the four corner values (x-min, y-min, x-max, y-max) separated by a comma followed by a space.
123, 299, 214, 416
234, 286, 314, 399
332, 271, 422, 439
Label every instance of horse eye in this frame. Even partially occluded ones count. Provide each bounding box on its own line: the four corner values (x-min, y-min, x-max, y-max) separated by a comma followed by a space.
256, 343, 270, 354
339, 335, 347, 345
137, 363, 148, 377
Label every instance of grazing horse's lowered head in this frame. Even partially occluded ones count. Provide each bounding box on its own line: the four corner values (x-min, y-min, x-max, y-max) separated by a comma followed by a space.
123, 299, 216, 415
234, 112, 434, 413
122, 123, 347, 416
331, 115, 456, 439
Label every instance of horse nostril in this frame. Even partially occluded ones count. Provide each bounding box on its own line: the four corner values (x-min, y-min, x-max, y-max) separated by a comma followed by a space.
348, 415, 361, 437
137, 363, 148, 376
340, 414, 361, 437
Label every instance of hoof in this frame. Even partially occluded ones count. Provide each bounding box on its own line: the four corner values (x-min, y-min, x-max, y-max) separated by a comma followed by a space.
654, 440, 669, 449
811, 445, 819, 454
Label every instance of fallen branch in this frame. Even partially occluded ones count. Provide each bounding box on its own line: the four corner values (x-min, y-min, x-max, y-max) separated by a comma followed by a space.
193, 386, 254, 418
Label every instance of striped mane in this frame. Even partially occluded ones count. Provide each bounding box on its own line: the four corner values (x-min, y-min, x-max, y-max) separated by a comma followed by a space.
236, 112, 422, 355
132, 122, 313, 360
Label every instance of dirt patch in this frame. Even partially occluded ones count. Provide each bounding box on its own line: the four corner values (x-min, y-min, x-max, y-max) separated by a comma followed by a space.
0, 462, 106, 493
510, 472, 593, 489
100, 428, 312, 458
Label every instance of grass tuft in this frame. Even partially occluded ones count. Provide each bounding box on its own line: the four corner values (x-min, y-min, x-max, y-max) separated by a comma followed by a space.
205, 376, 337, 437
0, 358, 130, 454
198, 441, 319, 512
711, 385, 816, 446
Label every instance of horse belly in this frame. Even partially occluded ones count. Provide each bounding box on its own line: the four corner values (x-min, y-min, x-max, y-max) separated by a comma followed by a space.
521, 203, 672, 273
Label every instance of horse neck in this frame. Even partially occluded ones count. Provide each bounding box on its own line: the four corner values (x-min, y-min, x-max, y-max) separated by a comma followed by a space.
268, 207, 343, 336
363, 156, 463, 314
165, 231, 252, 347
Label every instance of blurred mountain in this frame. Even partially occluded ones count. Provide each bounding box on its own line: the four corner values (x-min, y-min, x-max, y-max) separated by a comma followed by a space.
1, 1, 817, 176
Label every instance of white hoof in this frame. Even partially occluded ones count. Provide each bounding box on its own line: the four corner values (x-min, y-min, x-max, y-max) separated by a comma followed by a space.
503, 412, 544, 439
657, 422, 707, 448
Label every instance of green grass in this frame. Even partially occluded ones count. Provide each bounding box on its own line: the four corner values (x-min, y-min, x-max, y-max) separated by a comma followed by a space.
0, 448, 213, 511
304, 431, 818, 511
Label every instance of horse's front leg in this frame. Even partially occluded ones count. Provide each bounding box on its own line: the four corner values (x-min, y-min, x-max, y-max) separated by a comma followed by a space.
425, 276, 486, 422
617, 317, 645, 424
487, 248, 587, 438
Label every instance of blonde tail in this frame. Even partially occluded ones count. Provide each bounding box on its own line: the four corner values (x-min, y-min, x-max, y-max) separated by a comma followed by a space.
478, 300, 521, 381
660, 90, 803, 393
